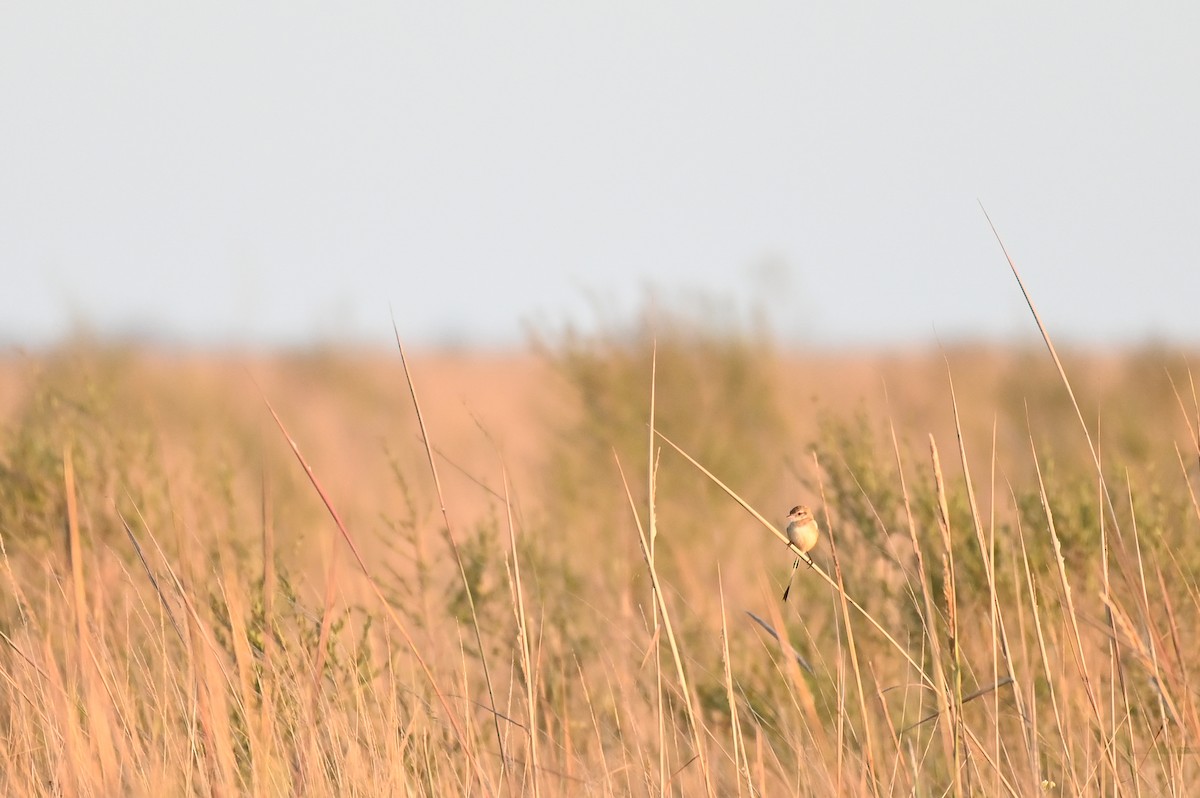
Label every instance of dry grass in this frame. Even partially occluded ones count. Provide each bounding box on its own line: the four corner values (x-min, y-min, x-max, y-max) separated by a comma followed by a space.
2, 302, 1200, 795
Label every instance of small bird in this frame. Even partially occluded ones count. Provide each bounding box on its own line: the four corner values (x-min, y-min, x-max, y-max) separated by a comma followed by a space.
782, 504, 819, 602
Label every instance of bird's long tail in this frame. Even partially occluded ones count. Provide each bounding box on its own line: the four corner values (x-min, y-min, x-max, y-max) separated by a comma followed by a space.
782, 557, 800, 602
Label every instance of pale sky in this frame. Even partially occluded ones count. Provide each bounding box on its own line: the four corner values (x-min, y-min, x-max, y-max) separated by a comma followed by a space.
3, 4, 1198, 349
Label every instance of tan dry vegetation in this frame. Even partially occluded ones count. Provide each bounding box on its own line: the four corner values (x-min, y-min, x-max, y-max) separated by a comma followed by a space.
2, 338, 1200, 796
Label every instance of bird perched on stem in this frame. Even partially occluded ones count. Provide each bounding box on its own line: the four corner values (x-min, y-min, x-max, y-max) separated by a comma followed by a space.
782, 504, 819, 602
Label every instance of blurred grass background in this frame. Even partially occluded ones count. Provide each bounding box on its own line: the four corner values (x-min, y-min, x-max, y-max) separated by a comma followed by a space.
1, 302, 1199, 795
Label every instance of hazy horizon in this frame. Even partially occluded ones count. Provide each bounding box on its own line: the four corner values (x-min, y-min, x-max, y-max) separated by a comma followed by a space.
4, 4, 1198, 350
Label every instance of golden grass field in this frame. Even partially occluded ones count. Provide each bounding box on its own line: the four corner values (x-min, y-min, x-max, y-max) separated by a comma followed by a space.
2, 324, 1200, 795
